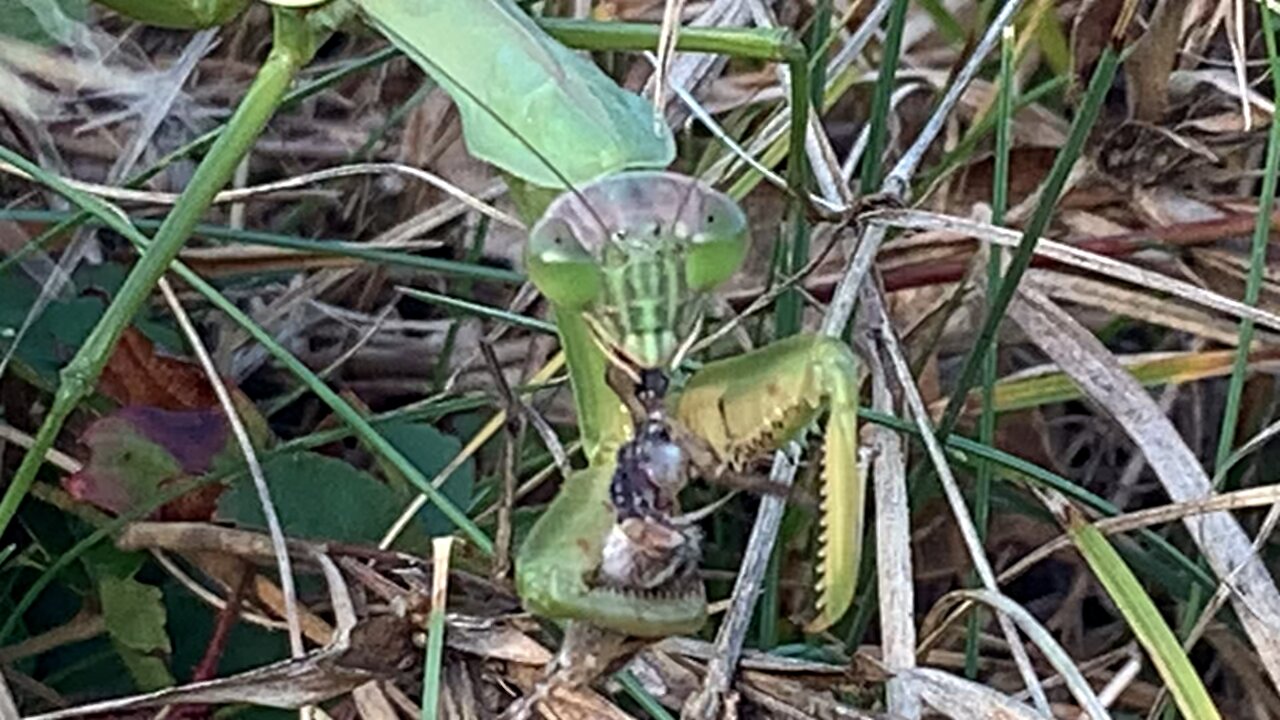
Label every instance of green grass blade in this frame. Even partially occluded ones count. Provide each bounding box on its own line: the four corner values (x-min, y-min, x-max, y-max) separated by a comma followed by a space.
1212, 3, 1280, 475
421, 537, 453, 720
860, 0, 910, 193
1172, 0, 1280, 689
615, 670, 676, 720
0, 210, 525, 285
966, 24, 1016, 680
1053, 496, 1222, 720
398, 287, 555, 334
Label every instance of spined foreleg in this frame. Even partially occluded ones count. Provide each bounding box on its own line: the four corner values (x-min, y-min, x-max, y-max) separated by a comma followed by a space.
676, 334, 862, 632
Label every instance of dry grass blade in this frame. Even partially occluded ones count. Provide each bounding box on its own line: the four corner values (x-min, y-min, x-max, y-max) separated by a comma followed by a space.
870, 209, 1280, 333
1007, 284, 1280, 691
1027, 271, 1280, 347
0, 668, 18, 720
0, 161, 524, 229
1000, 483, 1280, 588
859, 316, 920, 718
864, 286, 1058, 715
922, 589, 1109, 718
652, 0, 688, 117
156, 277, 305, 659
904, 667, 1045, 719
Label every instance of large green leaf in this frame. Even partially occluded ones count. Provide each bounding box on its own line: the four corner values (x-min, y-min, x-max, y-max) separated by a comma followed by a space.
357, 0, 673, 188
219, 451, 407, 544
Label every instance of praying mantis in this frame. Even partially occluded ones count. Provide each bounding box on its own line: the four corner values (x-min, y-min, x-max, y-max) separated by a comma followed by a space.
514, 171, 864, 636
354, 0, 866, 640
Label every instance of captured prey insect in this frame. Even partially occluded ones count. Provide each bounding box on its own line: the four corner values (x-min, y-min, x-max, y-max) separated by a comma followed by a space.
501, 368, 702, 720
514, 171, 865, 637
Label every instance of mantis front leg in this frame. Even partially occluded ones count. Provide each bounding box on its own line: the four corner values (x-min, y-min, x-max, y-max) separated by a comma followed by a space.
676, 334, 863, 632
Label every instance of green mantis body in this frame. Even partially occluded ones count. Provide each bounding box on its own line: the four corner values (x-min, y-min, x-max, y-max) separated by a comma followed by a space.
515, 172, 864, 636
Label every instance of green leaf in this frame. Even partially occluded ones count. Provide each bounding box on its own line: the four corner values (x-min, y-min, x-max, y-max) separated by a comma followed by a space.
99, 576, 170, 654
376, 421, 475, 537
0, 263, 122, 384
65, 407, 235, 517
98, 575, 175, 692
219, 451, 430, 545
357, 0, 673, 187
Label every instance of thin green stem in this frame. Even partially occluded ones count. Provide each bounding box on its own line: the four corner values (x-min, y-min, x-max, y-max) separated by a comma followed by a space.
774, 10, 816, 335
0, 8, 318, 539
420, 541, 450, 720
538, 19, 798, 61
616, 670, 676, 720
1168, 3, 1280, 700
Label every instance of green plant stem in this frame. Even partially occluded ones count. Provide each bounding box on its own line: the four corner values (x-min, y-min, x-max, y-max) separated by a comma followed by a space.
0, 8, 320, 539
539, 19, 797, 61
1212, 7, 1280, 476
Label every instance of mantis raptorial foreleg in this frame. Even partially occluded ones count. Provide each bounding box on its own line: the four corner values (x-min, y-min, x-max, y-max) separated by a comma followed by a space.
676, 334, 862, 632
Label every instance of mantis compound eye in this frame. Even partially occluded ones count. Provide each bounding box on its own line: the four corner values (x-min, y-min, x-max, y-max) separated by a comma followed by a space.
681, 186, 749, 291
525, 217, 604, 309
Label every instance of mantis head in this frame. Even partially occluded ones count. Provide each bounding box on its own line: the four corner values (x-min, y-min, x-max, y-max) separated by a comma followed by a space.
526, 172, 749, 370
